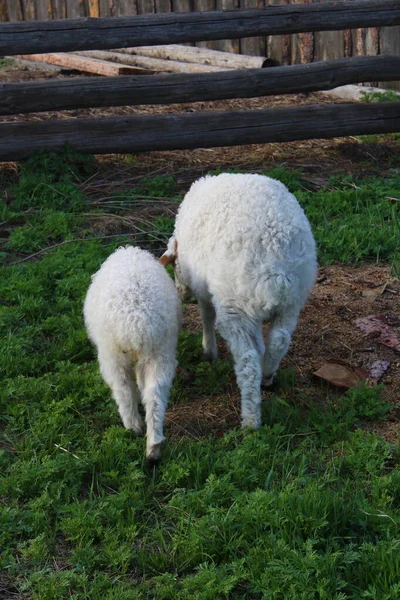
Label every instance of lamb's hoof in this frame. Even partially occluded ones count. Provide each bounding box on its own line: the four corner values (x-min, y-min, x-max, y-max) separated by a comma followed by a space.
146, 456, 160, 469
203, 350, 218, 362
146, 440, 166, 465
261, 374, 275, 389
241, 416, 261, 430
124, 419, 143, 437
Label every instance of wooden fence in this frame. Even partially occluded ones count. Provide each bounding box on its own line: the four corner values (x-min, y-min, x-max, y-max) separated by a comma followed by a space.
0, 0, 400, 161
1, 0, 400, 80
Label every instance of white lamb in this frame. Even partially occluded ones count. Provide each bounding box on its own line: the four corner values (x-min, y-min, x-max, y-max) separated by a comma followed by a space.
161, 173, 317, 429
84, 246, 181, 463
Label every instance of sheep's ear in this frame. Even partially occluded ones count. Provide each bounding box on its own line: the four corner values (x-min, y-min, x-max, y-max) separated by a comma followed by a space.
159, 253, 175, 267
159, 236, 177, 267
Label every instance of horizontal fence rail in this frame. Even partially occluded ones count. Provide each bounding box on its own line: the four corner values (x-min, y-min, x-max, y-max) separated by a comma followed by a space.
1, 102, 400, 161
1, 55, 400, 116
1, 0, 400, 55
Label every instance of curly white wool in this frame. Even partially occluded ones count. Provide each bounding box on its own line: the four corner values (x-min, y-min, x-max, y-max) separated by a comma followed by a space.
84, 246, 181, 462
162, 173, 317, 429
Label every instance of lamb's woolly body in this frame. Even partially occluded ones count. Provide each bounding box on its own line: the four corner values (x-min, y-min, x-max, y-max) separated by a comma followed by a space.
84, 246, 181, 462
168, 173, 317, 428
85, 247, 180, 361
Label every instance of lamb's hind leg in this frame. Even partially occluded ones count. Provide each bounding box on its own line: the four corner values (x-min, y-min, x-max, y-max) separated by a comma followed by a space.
136, 356, 175, 464
216, 309, 264, 429
98, 349, 143, 435
198, 297, 218, 361
262, 308, 299, 387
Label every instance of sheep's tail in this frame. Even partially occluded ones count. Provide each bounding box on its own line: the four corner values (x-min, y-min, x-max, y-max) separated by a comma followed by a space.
159, 235, 177, 267
253, 272, 297, 313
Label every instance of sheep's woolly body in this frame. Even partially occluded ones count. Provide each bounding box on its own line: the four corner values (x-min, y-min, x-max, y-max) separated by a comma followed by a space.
174, 174, 316, 320
169, 173, 317, 428
84, 246, 181, 462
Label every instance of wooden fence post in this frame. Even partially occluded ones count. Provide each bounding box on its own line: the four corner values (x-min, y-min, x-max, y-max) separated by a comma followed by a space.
88, 0, 100, 17
6, 0, 23, 21
0, 0, 8, 21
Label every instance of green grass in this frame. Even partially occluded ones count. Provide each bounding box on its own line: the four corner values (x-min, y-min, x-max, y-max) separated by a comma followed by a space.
0, 57, 14, 68
297, 174, 400, 272
360, 89, 400, 103
1, 150, 400, 599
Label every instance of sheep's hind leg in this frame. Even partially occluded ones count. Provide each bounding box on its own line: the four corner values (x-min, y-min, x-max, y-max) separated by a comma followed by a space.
262, 308, 298, 387
136, 357, 175, 464
99, 350, 143, 435
198, 297, 218, 361
216, 310, 264, 429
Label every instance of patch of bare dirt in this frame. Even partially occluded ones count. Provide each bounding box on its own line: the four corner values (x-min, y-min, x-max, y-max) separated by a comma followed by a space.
166, 264, 400, 445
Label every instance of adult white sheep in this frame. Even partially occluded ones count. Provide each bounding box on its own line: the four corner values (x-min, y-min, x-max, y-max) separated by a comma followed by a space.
84, 246, 181, 464
161, 173, 317, 429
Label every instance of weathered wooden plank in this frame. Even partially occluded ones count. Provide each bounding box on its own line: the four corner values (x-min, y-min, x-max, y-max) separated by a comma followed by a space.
343, 27, 352, 57
295, 28, 314, 63
315, 29, 344, 61
66, 0, 80, 18
362, 26, 379, 86
96, 0, 107, 15
171, 0, 194, 47
88, 0, 100, 17
313, 0, 343, 62
172, 0, 191, 13
344, 0, 366, 65
3, 0, 400, 56
78, 48, 227, 70
380, 24, 400, 90
352, 27, 364, 57
3, 55, 400, 115
18, 52, 151, 74
65, 0, 85, 18
36, 0, 47, 19
0, 0, 8, 22
114, 0, 136, 16
5, 0, 23, 21
35, 0, 54, 19
240, 0, 265, 57
118, 44, 265, 68
78, 0, 86, 16
214, 0, 240, 53
193, 0, 215, 48
137, 0, 154, 14
51, 0, 66, 19
365, 27, 379, 56
155, 0, 171, 13
2, 102, 400, 162
23, 0, 36, 20
291, 0, 314, 64
98, 0, 110, 16
267, 0, 291, 65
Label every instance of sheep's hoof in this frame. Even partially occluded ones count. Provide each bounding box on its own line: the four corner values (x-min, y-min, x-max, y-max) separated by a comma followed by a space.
132, 427, 144, 437
146, 440, 166, 465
